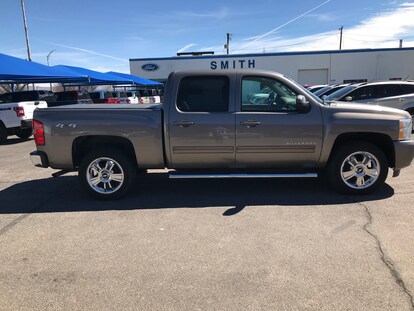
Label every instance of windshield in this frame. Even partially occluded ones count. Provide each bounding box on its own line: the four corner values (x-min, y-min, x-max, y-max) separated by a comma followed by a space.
313, 86, 332, 97
283, 75, 324, 105
325, 85, 357, 101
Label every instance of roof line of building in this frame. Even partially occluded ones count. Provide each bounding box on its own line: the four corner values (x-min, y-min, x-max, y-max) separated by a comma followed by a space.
130, 47, 414, 62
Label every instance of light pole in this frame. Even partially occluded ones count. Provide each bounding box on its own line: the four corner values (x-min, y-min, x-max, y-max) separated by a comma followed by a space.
47, 50, 56, 91
21, 0, 31, 61
47, 49, 56, 66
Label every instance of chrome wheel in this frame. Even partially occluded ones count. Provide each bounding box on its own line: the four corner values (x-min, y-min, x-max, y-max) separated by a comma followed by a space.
86, 157, 124, 194
340, 151, 380, 190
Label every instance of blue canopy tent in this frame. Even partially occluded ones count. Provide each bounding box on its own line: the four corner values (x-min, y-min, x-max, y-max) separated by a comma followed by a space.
106, 71, 163, 87
0, 53, 88, 83
54, 65, 133, 86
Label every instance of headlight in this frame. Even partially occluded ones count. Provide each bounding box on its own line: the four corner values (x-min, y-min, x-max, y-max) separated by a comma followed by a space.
399, 118, 412, 140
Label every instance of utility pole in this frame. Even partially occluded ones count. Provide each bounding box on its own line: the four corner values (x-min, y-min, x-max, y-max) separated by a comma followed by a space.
339, 26, 343, 50
21, 0, 31, 61
224, 33, 231, 55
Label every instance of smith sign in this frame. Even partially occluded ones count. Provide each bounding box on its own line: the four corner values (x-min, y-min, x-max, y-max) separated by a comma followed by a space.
211, 59, 256, 70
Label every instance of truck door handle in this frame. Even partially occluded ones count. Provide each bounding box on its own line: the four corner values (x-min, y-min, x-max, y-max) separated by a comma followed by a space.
240, 120, 261, 128
173, 120, 195, 128
399, 98, 406, 102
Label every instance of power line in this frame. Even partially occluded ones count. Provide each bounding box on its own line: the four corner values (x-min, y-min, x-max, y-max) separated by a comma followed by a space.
234, 0, 331, 53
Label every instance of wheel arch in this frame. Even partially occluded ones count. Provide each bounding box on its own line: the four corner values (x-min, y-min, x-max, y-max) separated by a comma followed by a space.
72, 135, 138, 169
327, 132, 395, 168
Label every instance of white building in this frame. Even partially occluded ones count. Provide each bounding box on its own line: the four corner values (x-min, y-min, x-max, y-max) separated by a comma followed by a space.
130, 47, 414, 85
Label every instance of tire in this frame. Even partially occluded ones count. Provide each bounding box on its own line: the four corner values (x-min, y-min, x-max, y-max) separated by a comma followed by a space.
327, 141, 388, 195
15, 128, 33, 139
0, 125, 7, 144
79, 149, 136, 200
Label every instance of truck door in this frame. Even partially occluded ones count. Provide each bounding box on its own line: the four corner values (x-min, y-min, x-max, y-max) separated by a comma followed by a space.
235, 74, 323, 168
168, 75, 236, 168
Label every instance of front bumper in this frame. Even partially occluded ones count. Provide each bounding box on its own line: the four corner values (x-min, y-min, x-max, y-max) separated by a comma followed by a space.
394, 140, 414, 170
30, 151, 49, 168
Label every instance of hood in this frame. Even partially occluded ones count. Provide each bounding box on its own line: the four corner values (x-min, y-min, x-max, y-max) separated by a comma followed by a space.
327, 101, 410, 119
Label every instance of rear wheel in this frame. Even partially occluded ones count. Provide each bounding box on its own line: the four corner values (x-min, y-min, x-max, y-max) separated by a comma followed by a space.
327, 142, 388, 194
79, 149, 136, 200
0, 126, 7, 144
15, 128, 33, 139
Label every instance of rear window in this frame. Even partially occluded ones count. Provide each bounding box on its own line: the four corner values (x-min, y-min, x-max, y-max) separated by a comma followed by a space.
78, 92, 91, 100
88, 92, 100, 100
56, 91, 76, 101
0, 93, 13, 103
12, 91, 40, 102
177, 76, 229, 112
103, 92, 113, 99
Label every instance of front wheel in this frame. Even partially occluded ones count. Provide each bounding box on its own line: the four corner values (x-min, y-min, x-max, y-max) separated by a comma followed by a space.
327, 142, 388, 194
79, 149, 136, 200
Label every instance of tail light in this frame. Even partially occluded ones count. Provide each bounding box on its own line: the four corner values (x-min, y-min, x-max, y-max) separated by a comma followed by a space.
14, 106, 25, 117
104, 98, 119, 104
33, 120, 45, 145
126, 99, 131, 104
139, 98, 144, 104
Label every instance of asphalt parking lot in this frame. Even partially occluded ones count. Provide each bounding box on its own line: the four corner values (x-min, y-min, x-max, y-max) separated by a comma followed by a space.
1, 137, 414, 311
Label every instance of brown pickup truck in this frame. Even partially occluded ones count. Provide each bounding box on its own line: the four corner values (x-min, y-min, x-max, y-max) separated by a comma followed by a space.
30, 70, 414, 199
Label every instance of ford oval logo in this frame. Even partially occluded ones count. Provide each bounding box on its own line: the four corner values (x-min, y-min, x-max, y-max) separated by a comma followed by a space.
142, 64, 159, 71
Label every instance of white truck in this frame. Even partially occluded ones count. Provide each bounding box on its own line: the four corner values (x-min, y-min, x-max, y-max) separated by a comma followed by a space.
0, 97, 48, 143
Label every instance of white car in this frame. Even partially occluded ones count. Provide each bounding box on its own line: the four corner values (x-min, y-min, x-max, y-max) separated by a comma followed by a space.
0, 99, 48, 143
136, 90, 161, 104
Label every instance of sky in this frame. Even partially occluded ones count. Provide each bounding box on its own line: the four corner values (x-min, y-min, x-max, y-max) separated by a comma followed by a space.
1, 0, 414, 73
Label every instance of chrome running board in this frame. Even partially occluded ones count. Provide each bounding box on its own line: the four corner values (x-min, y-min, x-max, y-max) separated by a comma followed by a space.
169, 173, 318, 179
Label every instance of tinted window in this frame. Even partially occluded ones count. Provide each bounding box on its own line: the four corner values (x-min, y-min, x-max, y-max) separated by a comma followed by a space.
314, 86, 332, 97
177, 76, 229, 112
241, 76, 298, 112
323, 85, 346, 96
12, 91, 40, 102
55, 91, 76, 101
0, 93, 13, 103
347, 85, 383, 101
400, 84, 414, 95
382, 84, 401, 97
325, 85, 357, 101
88, 92, 100, 100
103, 92, 113, 99
78, 92, 91, 100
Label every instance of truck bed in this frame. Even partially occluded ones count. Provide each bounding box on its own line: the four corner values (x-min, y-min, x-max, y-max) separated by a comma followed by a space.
34, 104, 165, 169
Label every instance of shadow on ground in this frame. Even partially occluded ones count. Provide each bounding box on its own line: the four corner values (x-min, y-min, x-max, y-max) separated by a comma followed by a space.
0, 137, 33, 146
0, 172, 394, 215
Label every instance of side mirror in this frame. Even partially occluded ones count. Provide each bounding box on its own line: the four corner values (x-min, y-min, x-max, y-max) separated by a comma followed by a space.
345, 96, 353, 102
296, 95, 310, 113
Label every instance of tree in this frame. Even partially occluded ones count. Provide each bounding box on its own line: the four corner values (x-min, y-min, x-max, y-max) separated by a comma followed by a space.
0, 84, 28, 94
